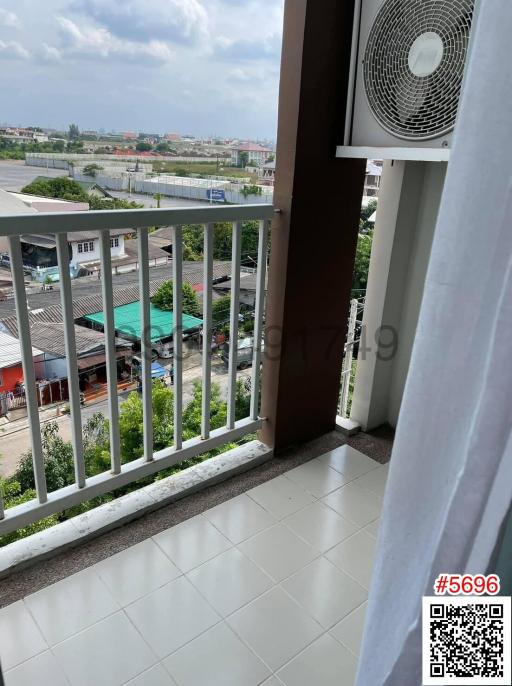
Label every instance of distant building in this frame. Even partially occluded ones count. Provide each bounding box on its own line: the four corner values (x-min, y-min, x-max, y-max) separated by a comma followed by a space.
0, 127, 49, 144
259, 160, 276, 186
365, 160, 382, 198
231, 143, 274, 168
122, 132, 138, 140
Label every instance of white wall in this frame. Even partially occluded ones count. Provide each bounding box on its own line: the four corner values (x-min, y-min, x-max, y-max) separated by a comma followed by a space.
351, 160, 447, 430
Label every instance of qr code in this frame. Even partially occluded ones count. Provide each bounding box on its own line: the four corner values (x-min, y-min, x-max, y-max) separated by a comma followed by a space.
422, 596, 511, 684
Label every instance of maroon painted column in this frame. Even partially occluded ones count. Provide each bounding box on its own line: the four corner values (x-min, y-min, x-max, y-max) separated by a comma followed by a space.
260, 0, 366, 452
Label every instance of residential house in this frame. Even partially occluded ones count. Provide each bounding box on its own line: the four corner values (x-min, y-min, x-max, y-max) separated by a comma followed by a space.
0, 331, 43, 396
231, 142, 274, 167
0, 190, 128, 279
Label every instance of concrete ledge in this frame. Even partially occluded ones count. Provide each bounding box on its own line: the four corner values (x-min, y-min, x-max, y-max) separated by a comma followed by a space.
0, 440, 273, 579
335, 415, 361, 436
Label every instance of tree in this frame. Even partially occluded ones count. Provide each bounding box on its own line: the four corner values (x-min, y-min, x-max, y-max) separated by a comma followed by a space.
152, 280, 200, 317
14, 422, 75, 492
136, 142, 152, 152
241, 184, 263, 198
360, 199, 378, 233
20, 178, 142, 210
68, 123, 80, 140
212, 295, 232, 326
352, 231, 373, 296
21, 177, 86, 202
154, 193, 162, 208
239, 151, 249, 168
155, 142, 171, 153
88, 196, 143, 210
83, 164, 104, 178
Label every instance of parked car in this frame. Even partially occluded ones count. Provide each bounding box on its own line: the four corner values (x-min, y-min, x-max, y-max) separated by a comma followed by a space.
221, 336, 263, 370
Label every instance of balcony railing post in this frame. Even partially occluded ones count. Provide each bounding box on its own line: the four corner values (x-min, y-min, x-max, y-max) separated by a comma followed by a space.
7, 236, 48, 504
227, 221, 242, 429
172, 226, 183, 450
56, 232, 86, 488
201, 223, 214, 440
137, 227, 154, 462
99, 230, 121, 474
250, 219, 269, 421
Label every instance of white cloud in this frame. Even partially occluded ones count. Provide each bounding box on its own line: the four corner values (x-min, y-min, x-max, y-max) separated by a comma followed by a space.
0, 40, 30, 60
214, 33, 281, 61
72, 0, 209, 45
41, 43, 62, 62
56, 17, 174, 64
0, 9, 20, 28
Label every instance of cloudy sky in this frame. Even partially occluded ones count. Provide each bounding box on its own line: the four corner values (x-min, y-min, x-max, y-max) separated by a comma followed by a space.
0, 0, 284, 139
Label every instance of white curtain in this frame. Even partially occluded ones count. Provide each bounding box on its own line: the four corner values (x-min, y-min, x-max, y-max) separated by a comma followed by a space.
356, 2, 512, 684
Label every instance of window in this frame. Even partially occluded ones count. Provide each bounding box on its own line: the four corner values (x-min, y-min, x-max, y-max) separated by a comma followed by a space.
83, 242, 89, 253
110, 237, 119, 248
89, 241, 94, 252
77, 244, 83, 253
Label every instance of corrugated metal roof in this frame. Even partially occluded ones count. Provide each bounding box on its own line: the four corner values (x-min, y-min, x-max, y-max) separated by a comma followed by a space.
0, 331, 44, 369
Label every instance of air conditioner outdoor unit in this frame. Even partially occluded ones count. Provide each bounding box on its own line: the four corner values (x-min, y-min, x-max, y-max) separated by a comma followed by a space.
337, 0, 476, 161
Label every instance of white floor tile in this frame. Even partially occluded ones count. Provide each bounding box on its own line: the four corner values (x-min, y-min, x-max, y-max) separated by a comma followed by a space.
4, 650, 68, 686
124, 664, 176, 685
95, 539, 182, 606
164, 622, 271, 686
319, 445, 379, 480
203, 494, 276, 544
364, 518, 380, 538
284, 460, 348, 498
247, 475, 315, 519
53, 612, 157, 686
187, 547, 273, 616
351, 466, 389, 498
228, 587, 322, 672
0, 600, 47, 670
326, 530, 377, 589
281, 557, 367, 629
277, 633, 358, 686
238, 524, 317, 582
330, 602, 367, 656
322, 482, 382, 527
153, 515, 231, 573
261, 679, 285, 686
125, 576, 220, 659
24, 567, 119, 645
283, 502, 359, 552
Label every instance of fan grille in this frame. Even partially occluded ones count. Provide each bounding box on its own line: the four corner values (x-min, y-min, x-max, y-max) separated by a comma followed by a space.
363, 0, 474, 141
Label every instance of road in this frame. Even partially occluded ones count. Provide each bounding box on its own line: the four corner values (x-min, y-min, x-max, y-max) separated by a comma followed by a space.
0, 160, 65, 191
0, 355, 251, 479
0, 160, 213, 209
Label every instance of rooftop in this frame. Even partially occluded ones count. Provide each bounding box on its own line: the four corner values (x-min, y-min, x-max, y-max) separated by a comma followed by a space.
0, 330, 43, 369
84, 301, 203, 342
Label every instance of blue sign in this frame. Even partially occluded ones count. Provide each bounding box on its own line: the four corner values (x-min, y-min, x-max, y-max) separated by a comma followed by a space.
207, 189, 226, 202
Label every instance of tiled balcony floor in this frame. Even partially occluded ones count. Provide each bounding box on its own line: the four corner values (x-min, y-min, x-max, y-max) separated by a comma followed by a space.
0, 445, 388, 686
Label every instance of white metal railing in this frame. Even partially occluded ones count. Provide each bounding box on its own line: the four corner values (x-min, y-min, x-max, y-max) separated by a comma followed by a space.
0, 203, 273, 536
339, 296, 366, 418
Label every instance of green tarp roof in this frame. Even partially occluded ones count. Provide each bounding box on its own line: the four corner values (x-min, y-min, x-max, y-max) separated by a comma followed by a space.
84, 301, 202, 342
